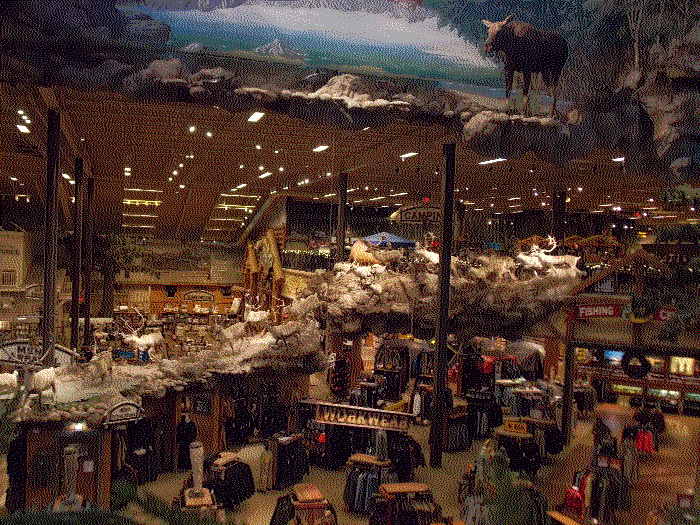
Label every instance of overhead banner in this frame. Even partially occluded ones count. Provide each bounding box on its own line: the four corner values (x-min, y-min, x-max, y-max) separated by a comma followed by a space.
306, 401, 413, 431
392, 205, 443, 225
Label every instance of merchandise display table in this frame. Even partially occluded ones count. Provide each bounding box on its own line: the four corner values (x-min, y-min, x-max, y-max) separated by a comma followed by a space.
292, 483, 335, 525
379, 482, 430, 498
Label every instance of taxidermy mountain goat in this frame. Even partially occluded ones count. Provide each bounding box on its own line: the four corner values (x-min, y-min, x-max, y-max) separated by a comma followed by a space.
483, 14, 568, 117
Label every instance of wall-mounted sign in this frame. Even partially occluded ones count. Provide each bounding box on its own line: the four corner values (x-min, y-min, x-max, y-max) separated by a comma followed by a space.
655, 308, 676, 321
577, 304, 621, 319
192, 396, 212, 415
393, 205, 443, 225
25, 284, 43, 299
306, 401, 413, 431
182, 290, 215, 303
0, 340, 77, 369
103, 401, 143, 426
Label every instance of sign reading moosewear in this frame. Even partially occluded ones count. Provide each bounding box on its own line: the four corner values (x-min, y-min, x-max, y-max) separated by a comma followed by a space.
307, 401, 413, 431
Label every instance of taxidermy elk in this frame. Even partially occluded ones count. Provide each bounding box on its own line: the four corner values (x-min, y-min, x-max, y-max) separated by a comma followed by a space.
482, 14, 568, 117
119, 310, 166, 362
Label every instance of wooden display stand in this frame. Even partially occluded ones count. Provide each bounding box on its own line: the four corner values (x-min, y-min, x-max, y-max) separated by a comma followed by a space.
292, 483, 334, 525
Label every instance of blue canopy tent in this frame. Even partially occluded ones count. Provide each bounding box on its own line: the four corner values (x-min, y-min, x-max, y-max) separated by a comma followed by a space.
364, 232, 416, 249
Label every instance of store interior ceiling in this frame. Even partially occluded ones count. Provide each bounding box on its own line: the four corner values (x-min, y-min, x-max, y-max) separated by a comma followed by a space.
1, 82, 694, 245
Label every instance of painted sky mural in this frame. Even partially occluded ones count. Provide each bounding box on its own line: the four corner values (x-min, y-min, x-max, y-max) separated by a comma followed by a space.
120, 0, 500, 83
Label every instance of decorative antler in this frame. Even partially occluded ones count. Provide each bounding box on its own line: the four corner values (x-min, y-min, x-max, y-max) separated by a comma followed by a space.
132, 308, 146, 335
542, 235, 558, 253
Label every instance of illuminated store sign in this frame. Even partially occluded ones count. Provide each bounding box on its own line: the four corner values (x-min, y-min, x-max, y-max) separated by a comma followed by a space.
307, 401, 413, 431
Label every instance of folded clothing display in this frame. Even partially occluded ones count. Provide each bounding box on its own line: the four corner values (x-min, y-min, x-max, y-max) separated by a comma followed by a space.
344, 467, 388, 514
203, 454, 255, 510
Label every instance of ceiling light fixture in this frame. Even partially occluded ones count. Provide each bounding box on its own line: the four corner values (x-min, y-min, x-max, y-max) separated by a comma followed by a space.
206, 131, 213, 138
324, 193, 336, 198
612, 156, 625, 162
62, 173, 71, 180
237, 183, 247, 189
168, 177, 173, 182
179, 163, 184, 168
274, 150, 279, 154
507, 197, 521, 201
369, 196, 385, 201
400, 152, 418, 159
259, 172, 272, 179
248, 111, 265, 122
362, 127, 370, 131
69, 180, 75, 185
17, 110, 23, 115
10, 177, 18, 182
255, 144, 261, 150
313, 145, 329, 152
173, 170, 178, 175
17, 125, 30, 133
279, 167, 284, 172
474, 208, 484, 211
179, 184, 185, 189
478, 158, 507, 165
189, 125, 196, 133
239, 164, 244, 169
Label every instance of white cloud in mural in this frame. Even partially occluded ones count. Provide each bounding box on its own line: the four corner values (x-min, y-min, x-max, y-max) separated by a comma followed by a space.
212, 5, 496, 68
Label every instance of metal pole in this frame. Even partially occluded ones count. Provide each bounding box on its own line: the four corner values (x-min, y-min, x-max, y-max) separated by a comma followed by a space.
551, 185, 566, 246
82, 177, 94, 353
70, 158, 84, 352
336, 172, 348, 263
428, 142, 455, 468
562, 306, 575, 443
42, 109, 60, 363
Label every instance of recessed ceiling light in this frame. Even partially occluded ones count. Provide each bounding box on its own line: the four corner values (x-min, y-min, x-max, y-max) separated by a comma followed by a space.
248, 112, 265, 122
206, 131, 212, 138
283, 186, 289, 190
17, 125, 30, 133
313, 145, 329, 152
189, 126, 196, 133
179, 163, 184, 168
400, 152, 418, 159
239, 165, 244, 169
255, 144, 261, 150
10, 177, 18, 182
259, 172, 272, 179
508, 197, 521, 201
541, 202, 546, 206
478, 158, 507, 165
364, 186, 369, 191
577, 187, 583, 192
326, 172, 331, 176
69, 180, 75, 185
173, 170, 178, 175
17, 110, 23, 115
324, 193, 336, 198
274, 150, 279, 154
612, 156, 625, 162
237, 183, 247, 189
80, 138, 85, 142
179, 184, 185, 189
62, 173, 71, 180
259, 165, 264, 170
279, 167, 284, 172
168, 177, 173, 182
362, 127, 369, 131
124, 166, 131, 171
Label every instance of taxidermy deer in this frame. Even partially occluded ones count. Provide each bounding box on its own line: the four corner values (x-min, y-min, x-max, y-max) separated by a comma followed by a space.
20, 367, 58, 408
483, 14, 568, 117
119, 310, 166, 362
210, 319, 246, 352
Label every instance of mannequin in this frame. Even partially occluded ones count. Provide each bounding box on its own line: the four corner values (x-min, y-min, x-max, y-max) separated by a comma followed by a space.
176, 412, 197, 471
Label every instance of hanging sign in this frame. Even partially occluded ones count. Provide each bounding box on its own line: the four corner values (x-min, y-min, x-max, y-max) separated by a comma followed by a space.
103, 401, 143, 426
182, 290, 215, 303
305, 401, 413, 431
0, 339, 75, 368
393, 205, 443, 225
576, 304, 621, 319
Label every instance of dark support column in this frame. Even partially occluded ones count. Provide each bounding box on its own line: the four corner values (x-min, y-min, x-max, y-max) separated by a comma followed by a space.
335, 172, 348, 263
70, 158, 84, 352
428, 142, 455, 468
551, 185, 566, 245
82, 177, 94, 353
42, 109, 60, 362
562, 306, 575, 443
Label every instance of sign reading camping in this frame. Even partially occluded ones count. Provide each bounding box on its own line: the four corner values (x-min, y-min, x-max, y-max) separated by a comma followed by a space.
393, 205, 443, 225
305, 401, 413, 431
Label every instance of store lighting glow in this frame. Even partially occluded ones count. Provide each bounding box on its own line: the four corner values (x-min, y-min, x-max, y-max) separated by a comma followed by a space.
239, 165, 244, 169
17, 110, 23, 115
124, 188, 164, 193
123, 199, 162, 206
600, 203, 613, 207
255, 144, 261, 150
509, 204, 521, 208
478, 158, 507, 165
168, 177, 173, 182
179, 163, 184, 168
507, 197, 521, 201
390, 192, 408, 197
612, 206, 622, 211
400, 152, 418, 159
179, 184, 185, 189
313, 145, 329, 152
237, 183, 247, 189
69, 180, 75, 185
612, 156, 625, 162
248, 112, 265, 122
17, 125, 30, 133
259, 165, 265, 170
212, 218, 244, 221
541, 202, 546, 206
324, 193, 337, 198
648, 198, 654, 202
206, 131, 213, 138
173, 170, 178, 175
577, 187, 583, 192
369, 196, 385, 201
347, 188, 358, 193
122, 224, 156, 228
10, 177, 18, 182
591, 210, 604, 213
326, 172, 331, 177
189, 126, 196, 133
465, 201, 475, 205
279, 167, 284, 172
123, 213, 158, 218
259, 172, 272, 179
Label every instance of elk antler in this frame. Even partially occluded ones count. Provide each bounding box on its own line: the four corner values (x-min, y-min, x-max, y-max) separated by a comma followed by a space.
541, 235, 558, 253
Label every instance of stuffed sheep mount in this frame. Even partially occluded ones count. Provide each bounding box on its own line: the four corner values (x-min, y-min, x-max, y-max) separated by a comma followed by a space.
294, 236, 587, 335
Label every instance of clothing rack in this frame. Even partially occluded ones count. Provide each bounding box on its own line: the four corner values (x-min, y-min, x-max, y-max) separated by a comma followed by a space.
344, 453, 393, 514
203, 452, 255, 510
